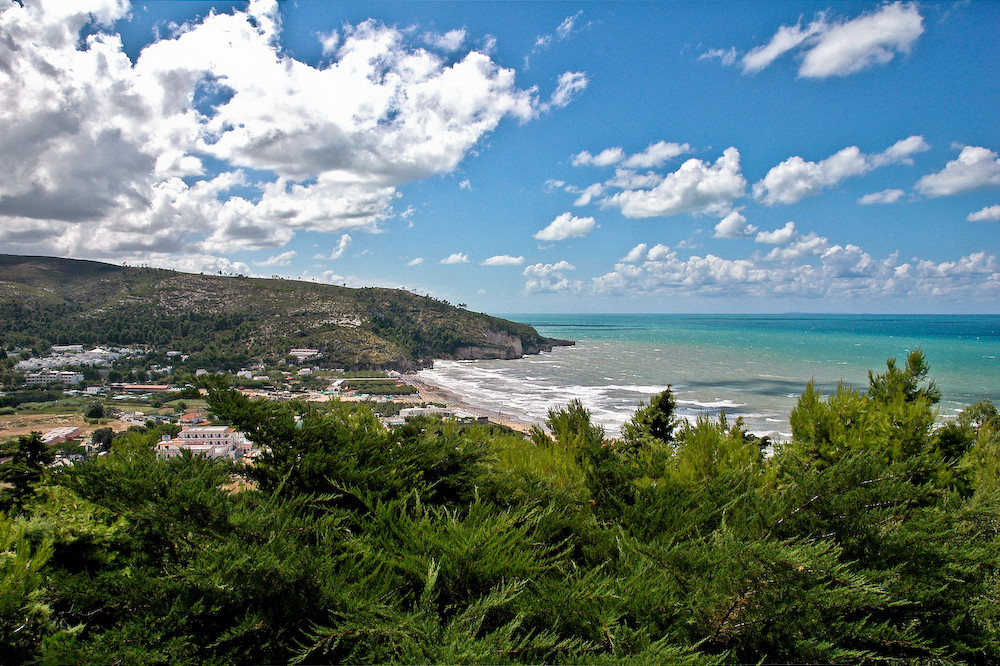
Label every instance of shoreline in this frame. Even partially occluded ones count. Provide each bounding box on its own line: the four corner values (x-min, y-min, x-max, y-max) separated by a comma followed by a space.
399, 373, 541, 435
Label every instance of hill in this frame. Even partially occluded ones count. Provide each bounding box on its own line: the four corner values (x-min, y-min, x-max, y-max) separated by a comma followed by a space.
0, 254, 570, 371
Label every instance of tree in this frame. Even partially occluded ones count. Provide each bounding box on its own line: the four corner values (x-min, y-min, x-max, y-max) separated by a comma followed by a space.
85, 402, 105, 419
621, 388, 679, 454
0, 432, 55, 507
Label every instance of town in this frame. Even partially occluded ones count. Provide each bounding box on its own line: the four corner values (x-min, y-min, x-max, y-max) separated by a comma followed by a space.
1, 343, 484, 465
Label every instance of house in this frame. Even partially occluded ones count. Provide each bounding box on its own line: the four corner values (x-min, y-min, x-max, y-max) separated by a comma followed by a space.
40, 427, 84, 446
156, 425, 240, 460
179, 412, 205, 425
119, 384, 173, 393
289, 348, 320, 362
50, 344, 84, 353
25, 370, 84, 386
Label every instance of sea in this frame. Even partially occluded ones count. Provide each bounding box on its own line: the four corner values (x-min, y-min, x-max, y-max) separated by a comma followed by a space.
417, 314, 1000, 440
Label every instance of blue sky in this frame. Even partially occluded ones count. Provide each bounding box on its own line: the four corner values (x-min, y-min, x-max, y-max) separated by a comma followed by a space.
1, 1, 998, 313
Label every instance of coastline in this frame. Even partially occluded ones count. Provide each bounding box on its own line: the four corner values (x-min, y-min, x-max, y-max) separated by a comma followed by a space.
399, 373, 541, 434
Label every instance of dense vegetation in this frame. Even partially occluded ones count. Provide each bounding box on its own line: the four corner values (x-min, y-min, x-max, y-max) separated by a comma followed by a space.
0, 254, 563, 372
1, 351, 998, 664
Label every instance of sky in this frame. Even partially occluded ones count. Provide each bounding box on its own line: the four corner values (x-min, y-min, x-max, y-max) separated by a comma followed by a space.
1, 0, 998, 314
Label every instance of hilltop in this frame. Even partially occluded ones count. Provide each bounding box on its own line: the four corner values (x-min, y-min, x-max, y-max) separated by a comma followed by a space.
0, 255, 570, 371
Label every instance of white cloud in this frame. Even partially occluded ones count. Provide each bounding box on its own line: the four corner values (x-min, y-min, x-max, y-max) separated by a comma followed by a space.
871, 135, 930, 166
754, 147, 869, 205
858, 189, 906, 205
255, 250, 297, 267
601, 148, 746, 219
765, 232, 829, 261
526, 11, 586, 67
572, 147, 626, 167
148, 253, 254, 277
459, 179, 472, 190
799, 2, 924, 78
743, 18, 827, 74
440, 252, 470, 264
592, 241, 997, 302
915, 146, 1000, 197
423, 28, 467, 52
573, 141, 690, 169
557, 11, 584, 40
482, 254, 525, 266
549, 71, 589, 108
699, 47, 738, 67
534, 212, 596, 241
622, 141, 692, 169
646, 243, 673, 262
754, 137, 927, 205
622, 243, 648, 263
573, 183, 605, 207
755, 221, 797, 244
713, 211, 757, 238
523, 260, 579, 293
319, 30, 340, 55
406, 257, 424, 266
0, 2, 547, 262
968, 205, 1000, 222
740, 3, 924, 78
316, 233, 353, 260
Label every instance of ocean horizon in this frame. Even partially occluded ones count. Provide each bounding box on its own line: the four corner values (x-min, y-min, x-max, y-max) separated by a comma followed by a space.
418, 313, 1000, 440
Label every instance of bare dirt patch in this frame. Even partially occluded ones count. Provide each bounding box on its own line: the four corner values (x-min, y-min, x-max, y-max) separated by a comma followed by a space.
0, 413, 131, 440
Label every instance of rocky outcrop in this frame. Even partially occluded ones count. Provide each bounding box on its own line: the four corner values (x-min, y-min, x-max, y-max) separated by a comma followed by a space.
451, 329, 574, 361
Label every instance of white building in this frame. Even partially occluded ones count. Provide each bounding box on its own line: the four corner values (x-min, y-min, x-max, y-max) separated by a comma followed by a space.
155, 425, 256, 461
289, 348, 320, 362
25, 370, 84, 386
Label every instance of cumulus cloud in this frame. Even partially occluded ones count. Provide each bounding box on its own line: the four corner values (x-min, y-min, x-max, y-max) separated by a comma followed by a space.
572, 147, 625, 168
316, 233, 353, 260
754, 136, 927, 205
423, 28, 466, 51
755, 221, 797, 244
255, 250, 297, 267
871, 135, 930, 166
601, 148, 746, 218
572, 183, 605, 207
915, 146, 1000, 197
968, 205, 1000, 222
523, 260, 579, 293
743, 18, 827, 74
0, 1, 556, 267
713, 211, 757, 238
534, 212, 596, 241
440, 252, 470, 264
623, 141, 692, 169
622, 243, 648, 263
799, 2, 924, 78
549, 71, 589, 108
858, 189, 906, 205
592, 240, 997, 302
572, 141, 690, 169
740, 3, 924, 78
482, 254, 525, 266
406, 257, 424, 266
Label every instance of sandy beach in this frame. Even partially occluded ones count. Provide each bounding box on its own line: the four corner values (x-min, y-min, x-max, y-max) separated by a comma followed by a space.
399, 373, 541, 435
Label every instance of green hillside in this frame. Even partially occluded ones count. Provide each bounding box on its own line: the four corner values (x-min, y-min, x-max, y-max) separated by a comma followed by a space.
0, 255, 569, 371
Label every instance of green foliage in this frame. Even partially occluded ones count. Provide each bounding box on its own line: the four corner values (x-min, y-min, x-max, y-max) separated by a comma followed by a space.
0, 254, 561, 371
620, 388, 679, 453
0, 353, 995, 664
0, 433, 55, 508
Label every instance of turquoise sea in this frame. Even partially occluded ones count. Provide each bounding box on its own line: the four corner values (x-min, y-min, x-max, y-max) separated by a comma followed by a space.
417, 314, 1000, 439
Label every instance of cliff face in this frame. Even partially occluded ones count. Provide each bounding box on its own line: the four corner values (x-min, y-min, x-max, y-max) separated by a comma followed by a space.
452, 329, 572, 360
0, 254, 573, 371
